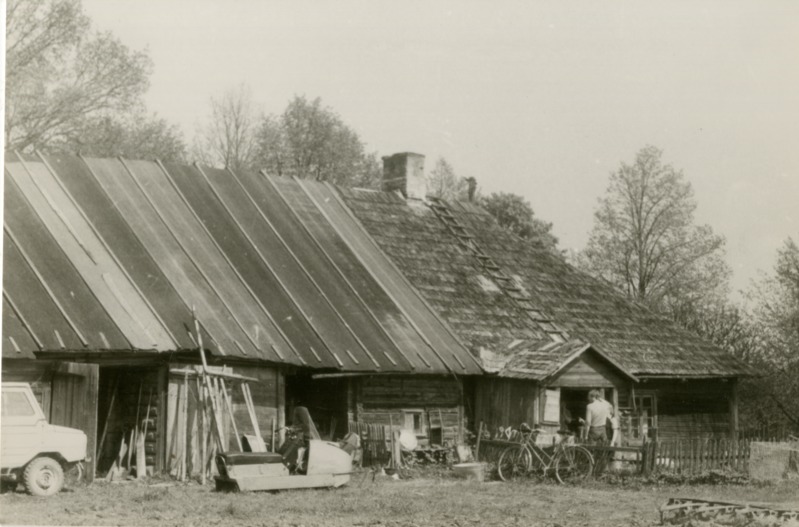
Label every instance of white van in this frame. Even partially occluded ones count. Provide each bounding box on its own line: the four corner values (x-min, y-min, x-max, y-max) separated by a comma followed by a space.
1, 382, 88, 495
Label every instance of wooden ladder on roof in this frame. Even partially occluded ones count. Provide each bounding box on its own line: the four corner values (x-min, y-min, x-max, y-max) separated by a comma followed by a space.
427, 196, 568, 342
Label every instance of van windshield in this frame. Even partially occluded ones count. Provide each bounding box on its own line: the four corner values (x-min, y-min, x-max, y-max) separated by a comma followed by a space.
1, 390, 36, 417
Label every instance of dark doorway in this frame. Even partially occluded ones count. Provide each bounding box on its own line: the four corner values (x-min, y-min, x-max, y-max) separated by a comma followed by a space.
560, 388, 591, 434
285, 374, 349, 440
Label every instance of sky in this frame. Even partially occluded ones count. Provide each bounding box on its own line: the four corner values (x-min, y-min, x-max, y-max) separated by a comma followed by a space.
82, 0, 799, 298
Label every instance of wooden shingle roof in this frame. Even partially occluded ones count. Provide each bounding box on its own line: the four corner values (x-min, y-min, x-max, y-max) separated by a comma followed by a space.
337, 188, 753, 378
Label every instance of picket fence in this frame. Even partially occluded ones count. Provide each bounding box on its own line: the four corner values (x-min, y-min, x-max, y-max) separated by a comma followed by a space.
475, 436, 793, 477
642, 438, 754, 475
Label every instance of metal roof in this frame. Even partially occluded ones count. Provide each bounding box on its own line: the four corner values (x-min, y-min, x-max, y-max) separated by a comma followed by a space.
3, 154, 480, 375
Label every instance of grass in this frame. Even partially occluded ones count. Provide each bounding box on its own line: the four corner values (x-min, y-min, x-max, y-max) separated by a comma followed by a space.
1, 470, 797, 527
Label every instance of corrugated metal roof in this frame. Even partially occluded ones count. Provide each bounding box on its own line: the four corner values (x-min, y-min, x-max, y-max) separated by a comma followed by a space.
162, 161, 353, 370
41, 154, 202, 352
80, 157, 261, 359
4, 165, 132, 351
7, 157, 174, 350
2, 296, 38, 359
191, 164, 407, 372
3, 230, 85, 352
288, 178, 482, 374
4, 154, 482, 376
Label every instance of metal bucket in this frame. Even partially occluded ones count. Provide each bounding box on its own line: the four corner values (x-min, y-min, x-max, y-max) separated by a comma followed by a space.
452, 462, 484, 482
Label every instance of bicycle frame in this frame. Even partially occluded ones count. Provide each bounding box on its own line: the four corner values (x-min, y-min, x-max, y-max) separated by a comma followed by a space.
497, 430, 594, 484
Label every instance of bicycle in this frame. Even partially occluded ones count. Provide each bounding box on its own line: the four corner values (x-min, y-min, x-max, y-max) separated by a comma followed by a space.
497, 428, 594, 484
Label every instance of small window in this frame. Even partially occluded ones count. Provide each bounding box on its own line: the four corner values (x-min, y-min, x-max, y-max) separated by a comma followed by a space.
631, 394, 657, 439
402, 410, 425, 435
543, 388, 561, 423
2, 390, 36, 417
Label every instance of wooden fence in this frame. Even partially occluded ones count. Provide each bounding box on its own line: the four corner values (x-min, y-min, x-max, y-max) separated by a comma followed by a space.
644, 438, 754, 475
476, 436, 775, 477
348, 421, 390, 467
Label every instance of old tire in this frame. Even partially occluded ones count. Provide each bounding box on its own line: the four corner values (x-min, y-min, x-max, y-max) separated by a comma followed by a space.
23, 457, 64, 496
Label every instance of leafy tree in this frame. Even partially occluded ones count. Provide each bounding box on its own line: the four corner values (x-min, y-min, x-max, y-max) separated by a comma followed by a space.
749, 238, 799, 366
192, 85, 258, 173
738, 239, 799, 430
480, 192, 559, 253
580, 146, 729, 313
5, 0, 152, 151
252, 95, 381, 187
57, 112, 187, 161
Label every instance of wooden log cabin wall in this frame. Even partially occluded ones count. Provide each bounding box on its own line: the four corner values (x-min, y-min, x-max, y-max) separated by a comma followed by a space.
626, 378, 737, 441
473, 377, 538, 434
353, 375, 466, 446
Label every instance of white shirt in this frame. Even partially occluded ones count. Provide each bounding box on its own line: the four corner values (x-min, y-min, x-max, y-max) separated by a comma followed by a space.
586, 400, 611, 428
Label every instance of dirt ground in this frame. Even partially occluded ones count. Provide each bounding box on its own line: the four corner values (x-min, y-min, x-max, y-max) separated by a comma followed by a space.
1, 472, 798, 527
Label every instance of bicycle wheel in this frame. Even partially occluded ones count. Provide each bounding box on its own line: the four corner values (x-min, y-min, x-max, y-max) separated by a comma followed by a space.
526, 448, 548, 480
497, 446, 531, 482
554, 446, 593, 484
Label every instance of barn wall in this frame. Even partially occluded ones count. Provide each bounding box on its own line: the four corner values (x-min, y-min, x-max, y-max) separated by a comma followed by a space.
473, 377, 539, 435
636, 378, 735, 440
355, 375, 465, 445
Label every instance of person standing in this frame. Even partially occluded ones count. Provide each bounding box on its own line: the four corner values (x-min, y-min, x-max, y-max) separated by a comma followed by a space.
584, 390, 611, 445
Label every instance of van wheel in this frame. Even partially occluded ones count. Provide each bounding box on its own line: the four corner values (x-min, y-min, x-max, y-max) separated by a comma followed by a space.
23, 457, 64, 496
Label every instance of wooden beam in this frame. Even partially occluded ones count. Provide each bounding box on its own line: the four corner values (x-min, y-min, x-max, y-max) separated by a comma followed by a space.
729, 379, 739, 440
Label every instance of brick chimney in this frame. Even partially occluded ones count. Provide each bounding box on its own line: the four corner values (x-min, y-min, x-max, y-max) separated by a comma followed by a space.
382, 153, 426, 200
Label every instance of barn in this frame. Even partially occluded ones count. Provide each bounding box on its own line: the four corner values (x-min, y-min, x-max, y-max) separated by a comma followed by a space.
338, 152, 754, 444
2, 150, 752, 482
1, 152, 480, 480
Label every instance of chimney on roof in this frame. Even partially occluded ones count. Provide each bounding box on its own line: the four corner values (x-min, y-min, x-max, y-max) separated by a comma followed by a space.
382, 153, 426, 200
465, 177, 477, 202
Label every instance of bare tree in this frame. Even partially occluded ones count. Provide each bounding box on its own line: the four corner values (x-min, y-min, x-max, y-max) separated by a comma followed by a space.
5, 0, 152, 151
579, 146, 729, 312
427, 157, 467, 201
192, 85, 258, 173
252, 95, 381, 186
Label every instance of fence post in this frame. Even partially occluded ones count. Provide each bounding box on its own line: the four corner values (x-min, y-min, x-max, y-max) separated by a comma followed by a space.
475, 422, 483, 461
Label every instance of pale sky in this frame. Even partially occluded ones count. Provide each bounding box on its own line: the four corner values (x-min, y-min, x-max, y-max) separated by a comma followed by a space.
82, 0, 799, 299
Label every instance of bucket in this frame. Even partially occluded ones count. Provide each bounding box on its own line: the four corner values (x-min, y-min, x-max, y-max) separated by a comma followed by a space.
452, 462, 484, 482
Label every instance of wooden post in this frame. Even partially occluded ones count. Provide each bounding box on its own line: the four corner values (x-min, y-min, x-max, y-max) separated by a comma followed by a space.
475, 422, 484, 461
198, 376, 206, 485
97, 377, 119, 466
220, 379, 242, 451
729, 379, 739, 440
181, 375, 188, 481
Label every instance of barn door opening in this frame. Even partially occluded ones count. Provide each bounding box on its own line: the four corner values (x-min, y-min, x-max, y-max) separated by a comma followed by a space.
285, 373, 349, 441
96, 366, 163, 477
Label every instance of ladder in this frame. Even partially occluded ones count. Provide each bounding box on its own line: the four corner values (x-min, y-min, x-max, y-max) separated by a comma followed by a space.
427, 196, 567, 342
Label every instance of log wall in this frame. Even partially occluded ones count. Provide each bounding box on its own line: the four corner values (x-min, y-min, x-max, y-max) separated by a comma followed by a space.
634, 378, 735, 440
355, 375, 465, 445
473, 377, 539, 434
